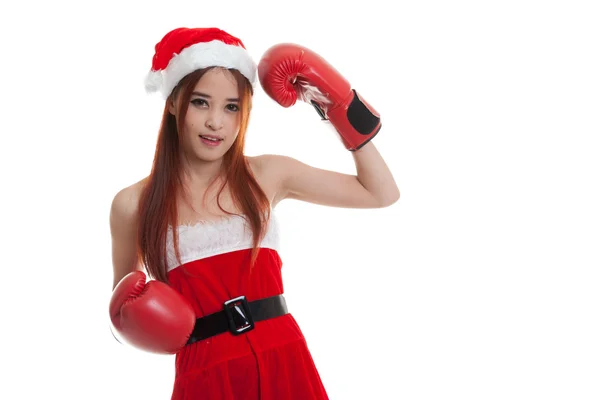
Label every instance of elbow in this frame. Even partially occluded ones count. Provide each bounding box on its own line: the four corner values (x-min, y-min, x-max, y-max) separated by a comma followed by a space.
378, 189, 400, 208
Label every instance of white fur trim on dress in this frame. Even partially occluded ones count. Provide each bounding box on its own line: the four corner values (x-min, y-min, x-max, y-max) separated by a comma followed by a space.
165, 213, 280, 272
145, 40, 257, 99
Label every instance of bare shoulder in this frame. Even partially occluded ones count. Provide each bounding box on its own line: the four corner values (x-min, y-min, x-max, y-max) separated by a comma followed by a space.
246, 153, 291, 178
246, 154, 289, 206
110, 177, 147, 220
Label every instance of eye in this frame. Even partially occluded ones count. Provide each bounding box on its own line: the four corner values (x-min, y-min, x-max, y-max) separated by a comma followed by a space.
227, 104, 239, 112
191, 98, 208, 107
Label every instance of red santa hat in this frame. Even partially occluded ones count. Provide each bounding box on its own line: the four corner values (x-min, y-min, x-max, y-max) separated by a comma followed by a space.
144, 27, 257, 98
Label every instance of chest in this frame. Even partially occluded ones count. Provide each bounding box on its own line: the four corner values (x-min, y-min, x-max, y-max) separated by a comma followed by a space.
176, 183, 238, 225
175, 174, 278, 226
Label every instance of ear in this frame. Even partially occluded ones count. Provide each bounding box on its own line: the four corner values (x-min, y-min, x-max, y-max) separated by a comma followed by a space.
168, 99, 176, 115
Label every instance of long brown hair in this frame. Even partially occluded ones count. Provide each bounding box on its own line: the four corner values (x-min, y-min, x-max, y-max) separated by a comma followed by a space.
136, 67, 271, 283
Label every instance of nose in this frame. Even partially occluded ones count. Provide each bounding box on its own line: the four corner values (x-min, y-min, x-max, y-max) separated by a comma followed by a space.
205, 109, 224, 131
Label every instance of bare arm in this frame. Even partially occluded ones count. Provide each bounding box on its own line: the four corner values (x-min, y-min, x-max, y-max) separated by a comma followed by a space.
109, 185, 144, 290
265, 141, 400, 209
351, 141, 400, 207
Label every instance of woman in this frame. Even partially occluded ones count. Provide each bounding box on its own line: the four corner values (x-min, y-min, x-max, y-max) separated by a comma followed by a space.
109, 27, 400, 400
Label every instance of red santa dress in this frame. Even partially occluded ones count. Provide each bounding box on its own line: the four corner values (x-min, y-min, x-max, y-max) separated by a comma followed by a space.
165, 211, 329, 399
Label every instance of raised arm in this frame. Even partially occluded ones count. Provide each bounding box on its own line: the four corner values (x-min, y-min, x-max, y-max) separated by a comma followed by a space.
261, 143, 399, 209
257, 42, 400, 209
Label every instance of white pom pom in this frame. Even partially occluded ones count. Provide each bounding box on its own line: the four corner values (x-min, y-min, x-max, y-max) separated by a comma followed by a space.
144, 70, 163, 93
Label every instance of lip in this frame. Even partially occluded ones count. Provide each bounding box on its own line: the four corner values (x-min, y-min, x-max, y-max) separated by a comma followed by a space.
199, 135, 223, 147
199, 134, 224, 140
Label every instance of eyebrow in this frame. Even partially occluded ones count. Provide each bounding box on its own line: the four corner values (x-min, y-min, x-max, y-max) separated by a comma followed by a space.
191, 91, 239, 102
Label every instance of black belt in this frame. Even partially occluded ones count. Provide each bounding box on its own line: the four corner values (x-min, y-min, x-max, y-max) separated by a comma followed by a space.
186, 295, 288, 345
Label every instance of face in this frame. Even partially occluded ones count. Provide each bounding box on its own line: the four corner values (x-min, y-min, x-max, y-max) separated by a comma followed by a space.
171, 68, 241, 163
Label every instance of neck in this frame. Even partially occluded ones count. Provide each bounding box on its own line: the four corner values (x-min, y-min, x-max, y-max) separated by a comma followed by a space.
180, 156, 226, 189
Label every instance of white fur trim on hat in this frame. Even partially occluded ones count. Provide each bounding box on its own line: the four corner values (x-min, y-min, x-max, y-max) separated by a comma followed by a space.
145, 40, 257, 99
144, 70, 163, 93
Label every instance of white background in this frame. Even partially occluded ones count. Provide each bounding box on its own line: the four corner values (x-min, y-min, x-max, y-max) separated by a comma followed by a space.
1, 0, 598, 399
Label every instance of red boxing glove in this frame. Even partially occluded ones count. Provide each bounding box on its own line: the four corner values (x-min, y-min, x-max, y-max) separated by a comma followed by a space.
258, 43, 381, 151
109, 270, 196, 354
